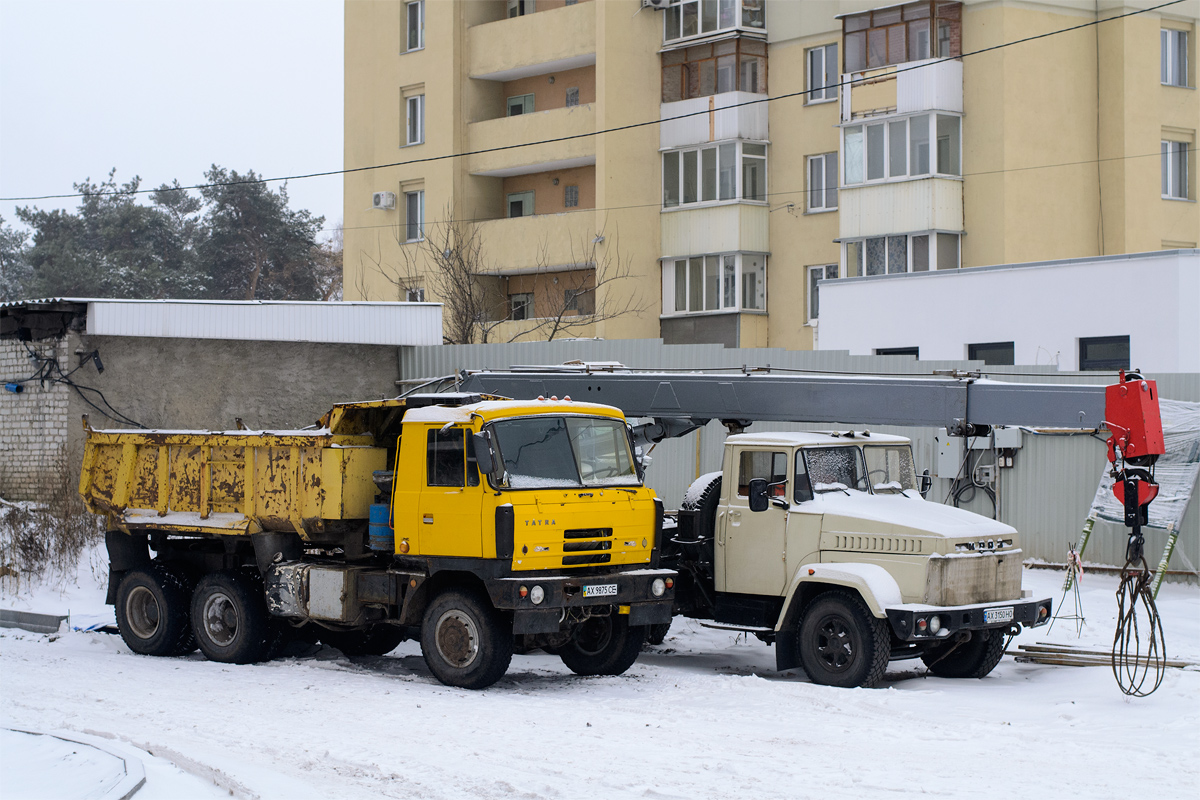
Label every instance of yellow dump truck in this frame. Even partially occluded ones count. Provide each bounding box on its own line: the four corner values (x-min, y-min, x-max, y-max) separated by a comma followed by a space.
80, 393, 674, 688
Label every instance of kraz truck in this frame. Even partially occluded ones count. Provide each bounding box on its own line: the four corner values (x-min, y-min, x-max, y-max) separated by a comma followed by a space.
80, 393, 674, 689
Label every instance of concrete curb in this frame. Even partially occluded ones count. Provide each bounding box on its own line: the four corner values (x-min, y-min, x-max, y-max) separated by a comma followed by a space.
4, 728, 145, 800
0, 609, 67, 633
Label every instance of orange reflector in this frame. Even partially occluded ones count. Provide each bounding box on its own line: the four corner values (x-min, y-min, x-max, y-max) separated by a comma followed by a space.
519, 585, 528, 598
808, 568, 815, 575
398, 539, 410, 554
664, 578, 674, 589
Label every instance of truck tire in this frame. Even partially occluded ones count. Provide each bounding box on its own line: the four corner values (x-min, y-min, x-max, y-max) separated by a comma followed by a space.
681, 473, 722, 541
797, 591, 890, 688
921, 629, 1006, 679
558, 615, 646, 676
645, 620, 672, 645
190, 569, 274, 665
420, 589, 512, 689
114, 566, 195, 657
320, 625, 408, 656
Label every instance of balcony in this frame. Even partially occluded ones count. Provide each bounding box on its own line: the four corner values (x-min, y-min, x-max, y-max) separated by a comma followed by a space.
841, 58, 962, 122
474, 208, 599, 273
661, 203, 768, 258
469, 2, 596, 81
660, 92, 768, 149
467, 105, 596, 176
838, 178, 962, 241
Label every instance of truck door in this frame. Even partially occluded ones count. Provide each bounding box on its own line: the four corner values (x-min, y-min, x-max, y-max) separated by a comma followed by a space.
722, 448, 788, 596
418, 426, 485, 558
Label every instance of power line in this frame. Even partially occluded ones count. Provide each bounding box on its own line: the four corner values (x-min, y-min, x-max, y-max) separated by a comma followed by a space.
0, 0, 1186, 204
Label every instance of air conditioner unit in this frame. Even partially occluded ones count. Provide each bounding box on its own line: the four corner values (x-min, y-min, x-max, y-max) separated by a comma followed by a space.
372, 191, 396, 210
642, 0, 670, 9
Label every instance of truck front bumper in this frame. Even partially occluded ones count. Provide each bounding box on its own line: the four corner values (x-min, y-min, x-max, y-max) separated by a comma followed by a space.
885, 596, 1052, 642
489, 569, 676, 634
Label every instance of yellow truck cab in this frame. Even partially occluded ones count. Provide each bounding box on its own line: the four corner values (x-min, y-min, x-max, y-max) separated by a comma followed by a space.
81, 393, 674, 689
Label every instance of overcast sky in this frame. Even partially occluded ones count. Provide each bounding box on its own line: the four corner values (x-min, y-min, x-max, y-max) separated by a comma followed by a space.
0, 0, 344, 239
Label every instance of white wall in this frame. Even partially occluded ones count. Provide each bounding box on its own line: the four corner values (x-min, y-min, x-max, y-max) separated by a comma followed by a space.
817, 250, 1200, 372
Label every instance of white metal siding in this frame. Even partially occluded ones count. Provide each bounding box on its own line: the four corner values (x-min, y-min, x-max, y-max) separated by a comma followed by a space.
897, 58, 963, 114
661, 204, 770, 258
86, 301, 442, 346
838, 177, 963, 240
660, 92, 769, 150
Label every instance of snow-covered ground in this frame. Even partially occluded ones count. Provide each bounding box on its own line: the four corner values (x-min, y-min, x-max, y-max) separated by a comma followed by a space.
2, 544, 1197, 800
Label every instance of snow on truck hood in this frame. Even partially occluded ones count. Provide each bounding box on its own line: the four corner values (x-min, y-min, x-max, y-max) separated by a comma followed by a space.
805, 491, 1016, 539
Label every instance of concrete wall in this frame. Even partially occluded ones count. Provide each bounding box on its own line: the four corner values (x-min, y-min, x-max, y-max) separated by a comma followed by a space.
817, 249, 1200, 371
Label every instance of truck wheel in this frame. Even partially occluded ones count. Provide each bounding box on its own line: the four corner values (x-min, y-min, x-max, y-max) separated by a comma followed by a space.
559, 614, 645, 676
190, 570, 273, 665
797, 591, 890, 688
645, 621, 672, 646
681, 473, 722, 540
320, 625, 408, 656
921, 629, 1006, 679
420, 589, 512, 689
114, 566, 195, 657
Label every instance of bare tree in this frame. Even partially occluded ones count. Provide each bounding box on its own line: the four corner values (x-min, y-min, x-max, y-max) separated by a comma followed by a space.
358, 206, 644, 344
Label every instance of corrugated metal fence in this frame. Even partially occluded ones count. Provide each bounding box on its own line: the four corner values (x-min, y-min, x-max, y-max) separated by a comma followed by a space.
399, 340, 1198, 578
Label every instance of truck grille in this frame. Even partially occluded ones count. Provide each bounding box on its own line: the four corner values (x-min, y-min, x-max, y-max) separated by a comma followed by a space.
562, 528, 613, 566
924, 551, 1022, 605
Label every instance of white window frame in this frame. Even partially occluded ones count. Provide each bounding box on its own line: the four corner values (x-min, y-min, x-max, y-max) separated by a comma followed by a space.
509, 292, 534, 320
842, 232, 958, 277
807, 152, 838, 212
405, 94, 424, 146
842, 113, 960, 186
663, 0, 763, 45
662, 140, 768, 209
1162, 140, 1190, 200
661, 252, 767, 316
405, 287, 425, 302
507, 94, 534, 116
807, 264, 838, 323
1162, 28, 1189, 87
405, 190, 425, 242
507, 190, 534, 218
405, 0, 424, 52
806, 43, 838, 103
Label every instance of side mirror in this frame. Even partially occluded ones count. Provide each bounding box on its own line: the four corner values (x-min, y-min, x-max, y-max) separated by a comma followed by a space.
473, 432, 496, 476
748, 478, 769, 512
919, 469, 933, 498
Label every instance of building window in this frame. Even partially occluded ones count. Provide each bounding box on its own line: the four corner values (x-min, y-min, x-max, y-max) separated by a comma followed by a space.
663, 141, 766, 208
1079, 336, 1129, 371
807, 153, 838, 211
661, 38, 767, 103
406, 287, 426, 302
843, 113, 958, 184
563, 185, 579, 208
1162, 28, 1189, 86
405, 1, 424, 51
843, 1, 960, 73
510, 292, 534, 320
807, 43, 838, 102
843, 232, 958, 276
405, 190, 424, 242
807, 264, 838, 322
565, 87, 580, 107
663, 0, 764, 44
876, 346, 919, 358
406, 95, 424, 145
507, 0, 534, 18
1162, 140, 1189, 199
507, 94, 534, 116
663, 253, 765, 314
507, 191, 534, 218
968, 341, 1014, 366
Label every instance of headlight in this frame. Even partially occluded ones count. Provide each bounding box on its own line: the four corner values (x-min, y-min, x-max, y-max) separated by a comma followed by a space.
530, 585, 545, 605
651, 578, 665, 597
929, 615, 942, 634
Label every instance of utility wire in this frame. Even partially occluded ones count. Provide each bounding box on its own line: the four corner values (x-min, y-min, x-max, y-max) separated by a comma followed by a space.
0, 0, 1186, 204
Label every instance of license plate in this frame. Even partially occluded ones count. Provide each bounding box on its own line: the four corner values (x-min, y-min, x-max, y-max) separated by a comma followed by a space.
583, 583, 618, 598
985, 606, 1014, 624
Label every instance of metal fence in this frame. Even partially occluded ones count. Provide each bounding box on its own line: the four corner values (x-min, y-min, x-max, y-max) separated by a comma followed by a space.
399, 341, 1198, 578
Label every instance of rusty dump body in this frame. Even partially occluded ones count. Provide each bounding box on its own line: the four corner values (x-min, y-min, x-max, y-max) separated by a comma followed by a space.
77, 396, 431, 543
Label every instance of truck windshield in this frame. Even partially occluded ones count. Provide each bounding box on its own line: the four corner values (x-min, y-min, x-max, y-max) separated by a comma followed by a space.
863, 445, 918, 494
490, 416, 638, 489
803, 446, 869, 494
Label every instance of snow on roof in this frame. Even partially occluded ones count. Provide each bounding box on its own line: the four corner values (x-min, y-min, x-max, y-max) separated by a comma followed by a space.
727, 431, 911, 446
400, 399, 624, 424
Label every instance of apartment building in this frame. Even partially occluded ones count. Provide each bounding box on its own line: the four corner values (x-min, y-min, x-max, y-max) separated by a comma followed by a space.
344, 0, 1198, 348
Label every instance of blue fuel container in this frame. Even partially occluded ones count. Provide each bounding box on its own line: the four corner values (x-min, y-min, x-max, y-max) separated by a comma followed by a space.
368, 503, 394, 553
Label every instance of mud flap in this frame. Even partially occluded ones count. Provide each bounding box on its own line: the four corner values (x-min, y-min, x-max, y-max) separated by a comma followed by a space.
513, 608, 561, 635
776, 629, 799, 671
628, 602, 671, 627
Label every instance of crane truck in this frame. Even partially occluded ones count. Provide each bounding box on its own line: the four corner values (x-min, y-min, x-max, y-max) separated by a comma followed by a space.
80, 394, 674, 689
460, 366, 1166, 688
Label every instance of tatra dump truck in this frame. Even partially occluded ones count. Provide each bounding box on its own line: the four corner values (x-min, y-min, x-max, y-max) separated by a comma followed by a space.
80, 394, 674, 689
461, 367, 1168, 688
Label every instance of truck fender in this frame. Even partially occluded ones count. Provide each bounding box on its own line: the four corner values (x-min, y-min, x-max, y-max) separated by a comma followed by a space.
104, 530, 150, 605
773, 563, 902, 672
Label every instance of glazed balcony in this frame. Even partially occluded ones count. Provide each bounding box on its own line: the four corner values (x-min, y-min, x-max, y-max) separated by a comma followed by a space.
838, 177, 962, 241
841, 58, 962, 122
